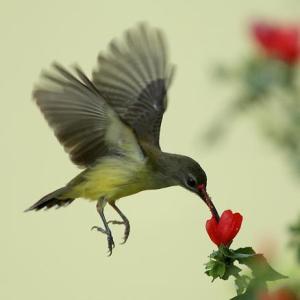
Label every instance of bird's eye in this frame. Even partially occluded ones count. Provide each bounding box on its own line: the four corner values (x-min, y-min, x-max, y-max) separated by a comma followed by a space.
187, 177, 196, 188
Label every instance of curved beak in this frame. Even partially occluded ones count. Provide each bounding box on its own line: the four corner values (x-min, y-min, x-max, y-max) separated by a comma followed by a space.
197, 184, 220, 222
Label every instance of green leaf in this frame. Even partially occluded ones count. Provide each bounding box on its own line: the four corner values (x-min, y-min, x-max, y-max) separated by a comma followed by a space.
238, 254, 287, 282
209, 249, 224, 260
231, 247, 256, 259
205, 260, 216, 270
222, 264, 242, 280
205, 260, 226, 281
204, 245, 286, 298
219, 247, 256, 260
230, 290, 255, 300
235, 247, 256, 256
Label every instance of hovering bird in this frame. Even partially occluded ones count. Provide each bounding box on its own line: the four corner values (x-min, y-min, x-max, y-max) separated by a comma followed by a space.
26, 23, 219, 255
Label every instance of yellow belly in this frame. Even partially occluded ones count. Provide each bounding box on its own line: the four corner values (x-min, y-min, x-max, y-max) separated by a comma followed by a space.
64, 156, 148, 202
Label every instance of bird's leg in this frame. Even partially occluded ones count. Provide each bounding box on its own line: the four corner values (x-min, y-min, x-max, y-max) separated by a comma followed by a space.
91, 198, 115, 256
108, 203, 130, 244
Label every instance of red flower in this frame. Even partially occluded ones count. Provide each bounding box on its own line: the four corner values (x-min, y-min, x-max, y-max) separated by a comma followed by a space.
252, 21, 300, 64
206, 210, 243, 246
259, 288, 299, 300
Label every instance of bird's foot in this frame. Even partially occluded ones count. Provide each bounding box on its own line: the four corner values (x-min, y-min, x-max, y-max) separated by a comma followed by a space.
107, 219, 130, 244
91, 226, 115, 256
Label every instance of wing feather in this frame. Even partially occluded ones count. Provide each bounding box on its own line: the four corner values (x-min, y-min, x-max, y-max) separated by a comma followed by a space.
92, 23, 175, 148
33, 63, 143, 168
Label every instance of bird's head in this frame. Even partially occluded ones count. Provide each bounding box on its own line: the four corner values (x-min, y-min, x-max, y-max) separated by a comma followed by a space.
167, 155, 220, 221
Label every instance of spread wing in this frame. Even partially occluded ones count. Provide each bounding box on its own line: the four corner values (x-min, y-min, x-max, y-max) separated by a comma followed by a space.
33, 63, 143, 168
92, 23, 175, 149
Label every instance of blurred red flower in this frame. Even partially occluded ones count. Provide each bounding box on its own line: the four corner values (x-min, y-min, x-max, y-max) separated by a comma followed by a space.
259, 288, 299, 300
252, 21, 300, 64
206, 210, 243, 246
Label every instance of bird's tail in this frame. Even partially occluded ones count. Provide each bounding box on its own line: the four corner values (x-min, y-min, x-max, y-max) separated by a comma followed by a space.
25, 187, 74, 212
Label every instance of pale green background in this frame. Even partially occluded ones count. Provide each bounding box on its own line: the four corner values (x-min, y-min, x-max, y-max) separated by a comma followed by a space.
1, 0, 299, 299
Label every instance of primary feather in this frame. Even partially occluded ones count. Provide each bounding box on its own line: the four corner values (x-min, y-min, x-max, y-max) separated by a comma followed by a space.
92, 23, 175, 148
33, 63, 143, 168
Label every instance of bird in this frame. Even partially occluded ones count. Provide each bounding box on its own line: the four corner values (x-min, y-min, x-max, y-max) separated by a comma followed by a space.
26, 23, 219, 256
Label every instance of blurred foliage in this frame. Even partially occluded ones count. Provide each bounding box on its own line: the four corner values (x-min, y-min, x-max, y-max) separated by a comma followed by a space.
206, 61, 300, 297
206, 57, 300, 176
253, 214, 300, 299
205, 20, 300, 177
204, 20, 300, 299
289, 215, 300, 265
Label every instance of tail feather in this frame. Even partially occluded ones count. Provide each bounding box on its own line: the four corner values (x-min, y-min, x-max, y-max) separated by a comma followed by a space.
25, 187, 74, 212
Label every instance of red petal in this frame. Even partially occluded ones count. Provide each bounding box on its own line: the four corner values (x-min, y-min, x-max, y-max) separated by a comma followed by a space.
259, 288, 298, 300
218, 210, 233, 228
229, 213, 243, 241
273, 27, 300, 63
275, 288, 298, 300
218, 210, 235, 245
205, 217, 221, 246
251, 21, 300, 64
218, 210, 243, 246
252, 22, 278, 51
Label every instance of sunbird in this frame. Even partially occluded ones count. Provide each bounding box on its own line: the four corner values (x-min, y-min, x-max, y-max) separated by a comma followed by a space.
26, 23, 219, 255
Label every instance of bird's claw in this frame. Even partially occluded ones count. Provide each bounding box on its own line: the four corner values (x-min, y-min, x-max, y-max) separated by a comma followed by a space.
91, 226, 115, 256
106, 233, 115, 256
108, 219, 130, 244
91, 225, 106, 234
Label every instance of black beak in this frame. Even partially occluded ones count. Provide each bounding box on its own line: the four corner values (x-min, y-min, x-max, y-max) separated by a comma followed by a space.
197, 185, 220, 222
